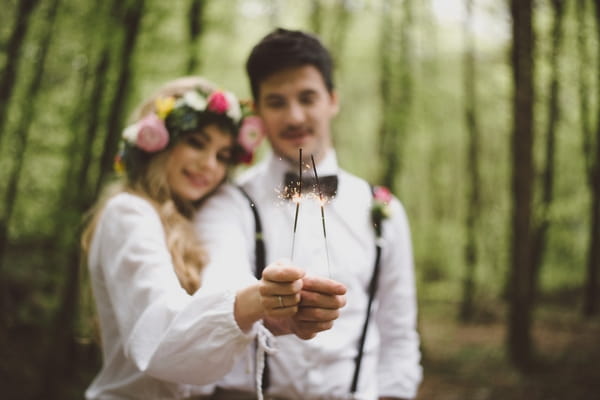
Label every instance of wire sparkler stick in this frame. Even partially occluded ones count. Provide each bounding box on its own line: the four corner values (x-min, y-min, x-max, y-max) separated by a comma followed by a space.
290, 148, 302, 261
310, 154, 331, 278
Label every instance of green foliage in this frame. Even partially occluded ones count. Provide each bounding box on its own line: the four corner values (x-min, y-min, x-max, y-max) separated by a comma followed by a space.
0, 0, 599, 397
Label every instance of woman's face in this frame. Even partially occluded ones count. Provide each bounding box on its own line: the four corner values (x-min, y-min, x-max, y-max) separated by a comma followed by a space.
165, 123, 234, 202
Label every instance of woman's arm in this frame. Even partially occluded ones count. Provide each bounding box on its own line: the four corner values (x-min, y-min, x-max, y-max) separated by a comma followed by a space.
234, 262, 304, 332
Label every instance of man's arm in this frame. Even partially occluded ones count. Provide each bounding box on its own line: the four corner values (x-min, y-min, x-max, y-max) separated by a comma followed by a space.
375, 199, 422, 398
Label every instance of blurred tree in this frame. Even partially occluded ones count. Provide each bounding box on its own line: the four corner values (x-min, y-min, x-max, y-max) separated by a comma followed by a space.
94, 0, 147, 198
583, 0, 600, 316
459, 0, 481, 322
0, 0, 58, 285
0, 0, 41, 146
508, 0, 536, 370
309, 0, 323, 34
185, 0, 208, 74
328, 0, 352, 66
530, 0, 565, 304
378, 0, 413, 193
39, 1, 146, 397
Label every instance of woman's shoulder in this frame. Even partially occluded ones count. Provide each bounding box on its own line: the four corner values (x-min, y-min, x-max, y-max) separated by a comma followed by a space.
102, 192, 158, 220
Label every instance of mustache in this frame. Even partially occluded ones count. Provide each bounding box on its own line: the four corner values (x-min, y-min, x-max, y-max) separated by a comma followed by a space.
280, 126, 312, 136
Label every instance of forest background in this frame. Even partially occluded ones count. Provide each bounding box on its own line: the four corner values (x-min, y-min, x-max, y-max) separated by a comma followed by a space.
0, 0, 599, 399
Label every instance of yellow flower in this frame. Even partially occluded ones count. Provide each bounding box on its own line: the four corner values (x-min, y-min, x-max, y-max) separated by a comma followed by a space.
114, 154, 125, 174
155, 96, 176, 119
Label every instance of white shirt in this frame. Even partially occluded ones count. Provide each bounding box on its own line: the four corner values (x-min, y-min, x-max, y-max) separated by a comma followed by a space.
194, 151, 422, 400
86, 192, 262, 399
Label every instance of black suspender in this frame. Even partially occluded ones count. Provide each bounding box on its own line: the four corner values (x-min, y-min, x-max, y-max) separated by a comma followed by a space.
351, 185, 385, 394
236, 186, 270, 391
237, 184, 385, 396
237, 187, 266, 278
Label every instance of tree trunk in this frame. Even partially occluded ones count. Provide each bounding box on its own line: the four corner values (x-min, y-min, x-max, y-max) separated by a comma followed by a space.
328, 0, 352, 66
94, 0, 146, 198
0, 0, 60, 271
185, 0, 207, 74
309, 0, 323, 34
37, 3, 144, 398
379, 0, 412, 193
530, 0, 565, 304
0, 0, 41, 145
583, 0, 600, 316
459, 0, 481, 322
55, 0, 117, 222
507, 0, 536, 371
578, 2, 593, 175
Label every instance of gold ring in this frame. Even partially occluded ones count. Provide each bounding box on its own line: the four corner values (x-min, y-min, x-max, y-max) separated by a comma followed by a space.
278, 295, 284, 308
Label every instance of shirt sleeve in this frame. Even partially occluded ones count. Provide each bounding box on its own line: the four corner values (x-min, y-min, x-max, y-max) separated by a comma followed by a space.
193, 184, 258, 291
93, 193, 257, 384
374, 198, 423, 398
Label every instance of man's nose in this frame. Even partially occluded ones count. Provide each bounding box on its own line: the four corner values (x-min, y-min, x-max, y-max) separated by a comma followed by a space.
286, 102, 305, 125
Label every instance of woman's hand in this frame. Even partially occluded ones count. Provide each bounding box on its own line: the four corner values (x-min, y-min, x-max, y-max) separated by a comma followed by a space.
259, 261, 305, 318
234, 260, 304, 332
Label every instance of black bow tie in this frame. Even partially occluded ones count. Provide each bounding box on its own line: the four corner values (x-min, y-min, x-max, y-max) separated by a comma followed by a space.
283, 172, 338, 199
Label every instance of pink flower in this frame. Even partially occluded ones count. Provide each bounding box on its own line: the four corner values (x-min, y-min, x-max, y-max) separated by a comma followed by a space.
136, 113, 169, 152
238, 116, 265, 152
207, 91, 229, 114
373, 186, 392, 204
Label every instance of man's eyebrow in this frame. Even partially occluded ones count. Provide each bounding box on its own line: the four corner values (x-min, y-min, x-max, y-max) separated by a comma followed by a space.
263, 93, 285, 100
299, 89, 318, 96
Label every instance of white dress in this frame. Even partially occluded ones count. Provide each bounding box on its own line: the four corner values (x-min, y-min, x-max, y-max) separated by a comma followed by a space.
85, 192, 263, 399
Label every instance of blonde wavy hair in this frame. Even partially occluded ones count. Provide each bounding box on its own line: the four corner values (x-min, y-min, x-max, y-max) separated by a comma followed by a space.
82, 76, 229, 294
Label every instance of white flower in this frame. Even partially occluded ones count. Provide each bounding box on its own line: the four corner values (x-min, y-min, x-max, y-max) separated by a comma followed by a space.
122, 122, 140, 144
183, 90, 207, 111
224, 91, 242, 122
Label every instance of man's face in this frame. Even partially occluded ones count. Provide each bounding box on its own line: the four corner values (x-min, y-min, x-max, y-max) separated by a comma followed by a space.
254, 65, 339, 164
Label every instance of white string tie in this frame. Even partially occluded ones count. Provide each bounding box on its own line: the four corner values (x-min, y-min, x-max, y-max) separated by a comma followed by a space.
255, 324, 277, 400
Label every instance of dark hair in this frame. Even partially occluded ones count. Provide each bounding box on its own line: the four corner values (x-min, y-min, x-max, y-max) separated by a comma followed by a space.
245, 28, 334, 100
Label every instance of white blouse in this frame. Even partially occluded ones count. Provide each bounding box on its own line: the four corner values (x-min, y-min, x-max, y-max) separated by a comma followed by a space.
85, 192, 260, 399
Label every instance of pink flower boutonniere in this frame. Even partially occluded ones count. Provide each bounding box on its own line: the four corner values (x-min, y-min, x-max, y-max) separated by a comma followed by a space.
237, 115, 266, 164
371, 186, 393, 236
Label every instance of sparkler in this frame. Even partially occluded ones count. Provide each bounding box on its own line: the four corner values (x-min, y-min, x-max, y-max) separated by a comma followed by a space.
311, 154, 331, 278
290, 148, 302, 261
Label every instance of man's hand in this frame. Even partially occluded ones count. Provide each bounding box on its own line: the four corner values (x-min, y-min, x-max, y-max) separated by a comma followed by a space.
264, 274, 347, 339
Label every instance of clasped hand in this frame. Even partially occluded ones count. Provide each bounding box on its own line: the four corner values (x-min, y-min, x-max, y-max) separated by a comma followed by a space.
258, 260, 347, 340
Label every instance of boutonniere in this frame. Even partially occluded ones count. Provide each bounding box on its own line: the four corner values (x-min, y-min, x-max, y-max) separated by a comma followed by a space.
371, 186, 392, 236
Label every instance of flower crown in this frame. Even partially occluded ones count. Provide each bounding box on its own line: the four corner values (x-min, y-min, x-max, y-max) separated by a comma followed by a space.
115, 88, 265, 173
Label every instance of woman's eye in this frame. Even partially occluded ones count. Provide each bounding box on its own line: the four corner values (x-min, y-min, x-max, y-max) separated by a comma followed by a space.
217, 151, 233, 164
186, 136, 205, 149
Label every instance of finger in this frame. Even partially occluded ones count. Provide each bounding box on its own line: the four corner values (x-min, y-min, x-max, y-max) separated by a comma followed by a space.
295, 306, 341, 323
263, 293, 301, 310
302, 275, 347, 295
259, 280, 303, 297
264, 305, 299, 319
262, 262, 305, 283
299, 290, 346, 309
294, 320, 335, 338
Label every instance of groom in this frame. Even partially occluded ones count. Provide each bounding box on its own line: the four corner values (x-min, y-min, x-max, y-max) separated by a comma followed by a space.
195, 28, 422, 400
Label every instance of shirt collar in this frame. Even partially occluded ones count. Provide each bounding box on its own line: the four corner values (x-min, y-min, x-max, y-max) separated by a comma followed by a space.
265, 149, 339, 180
